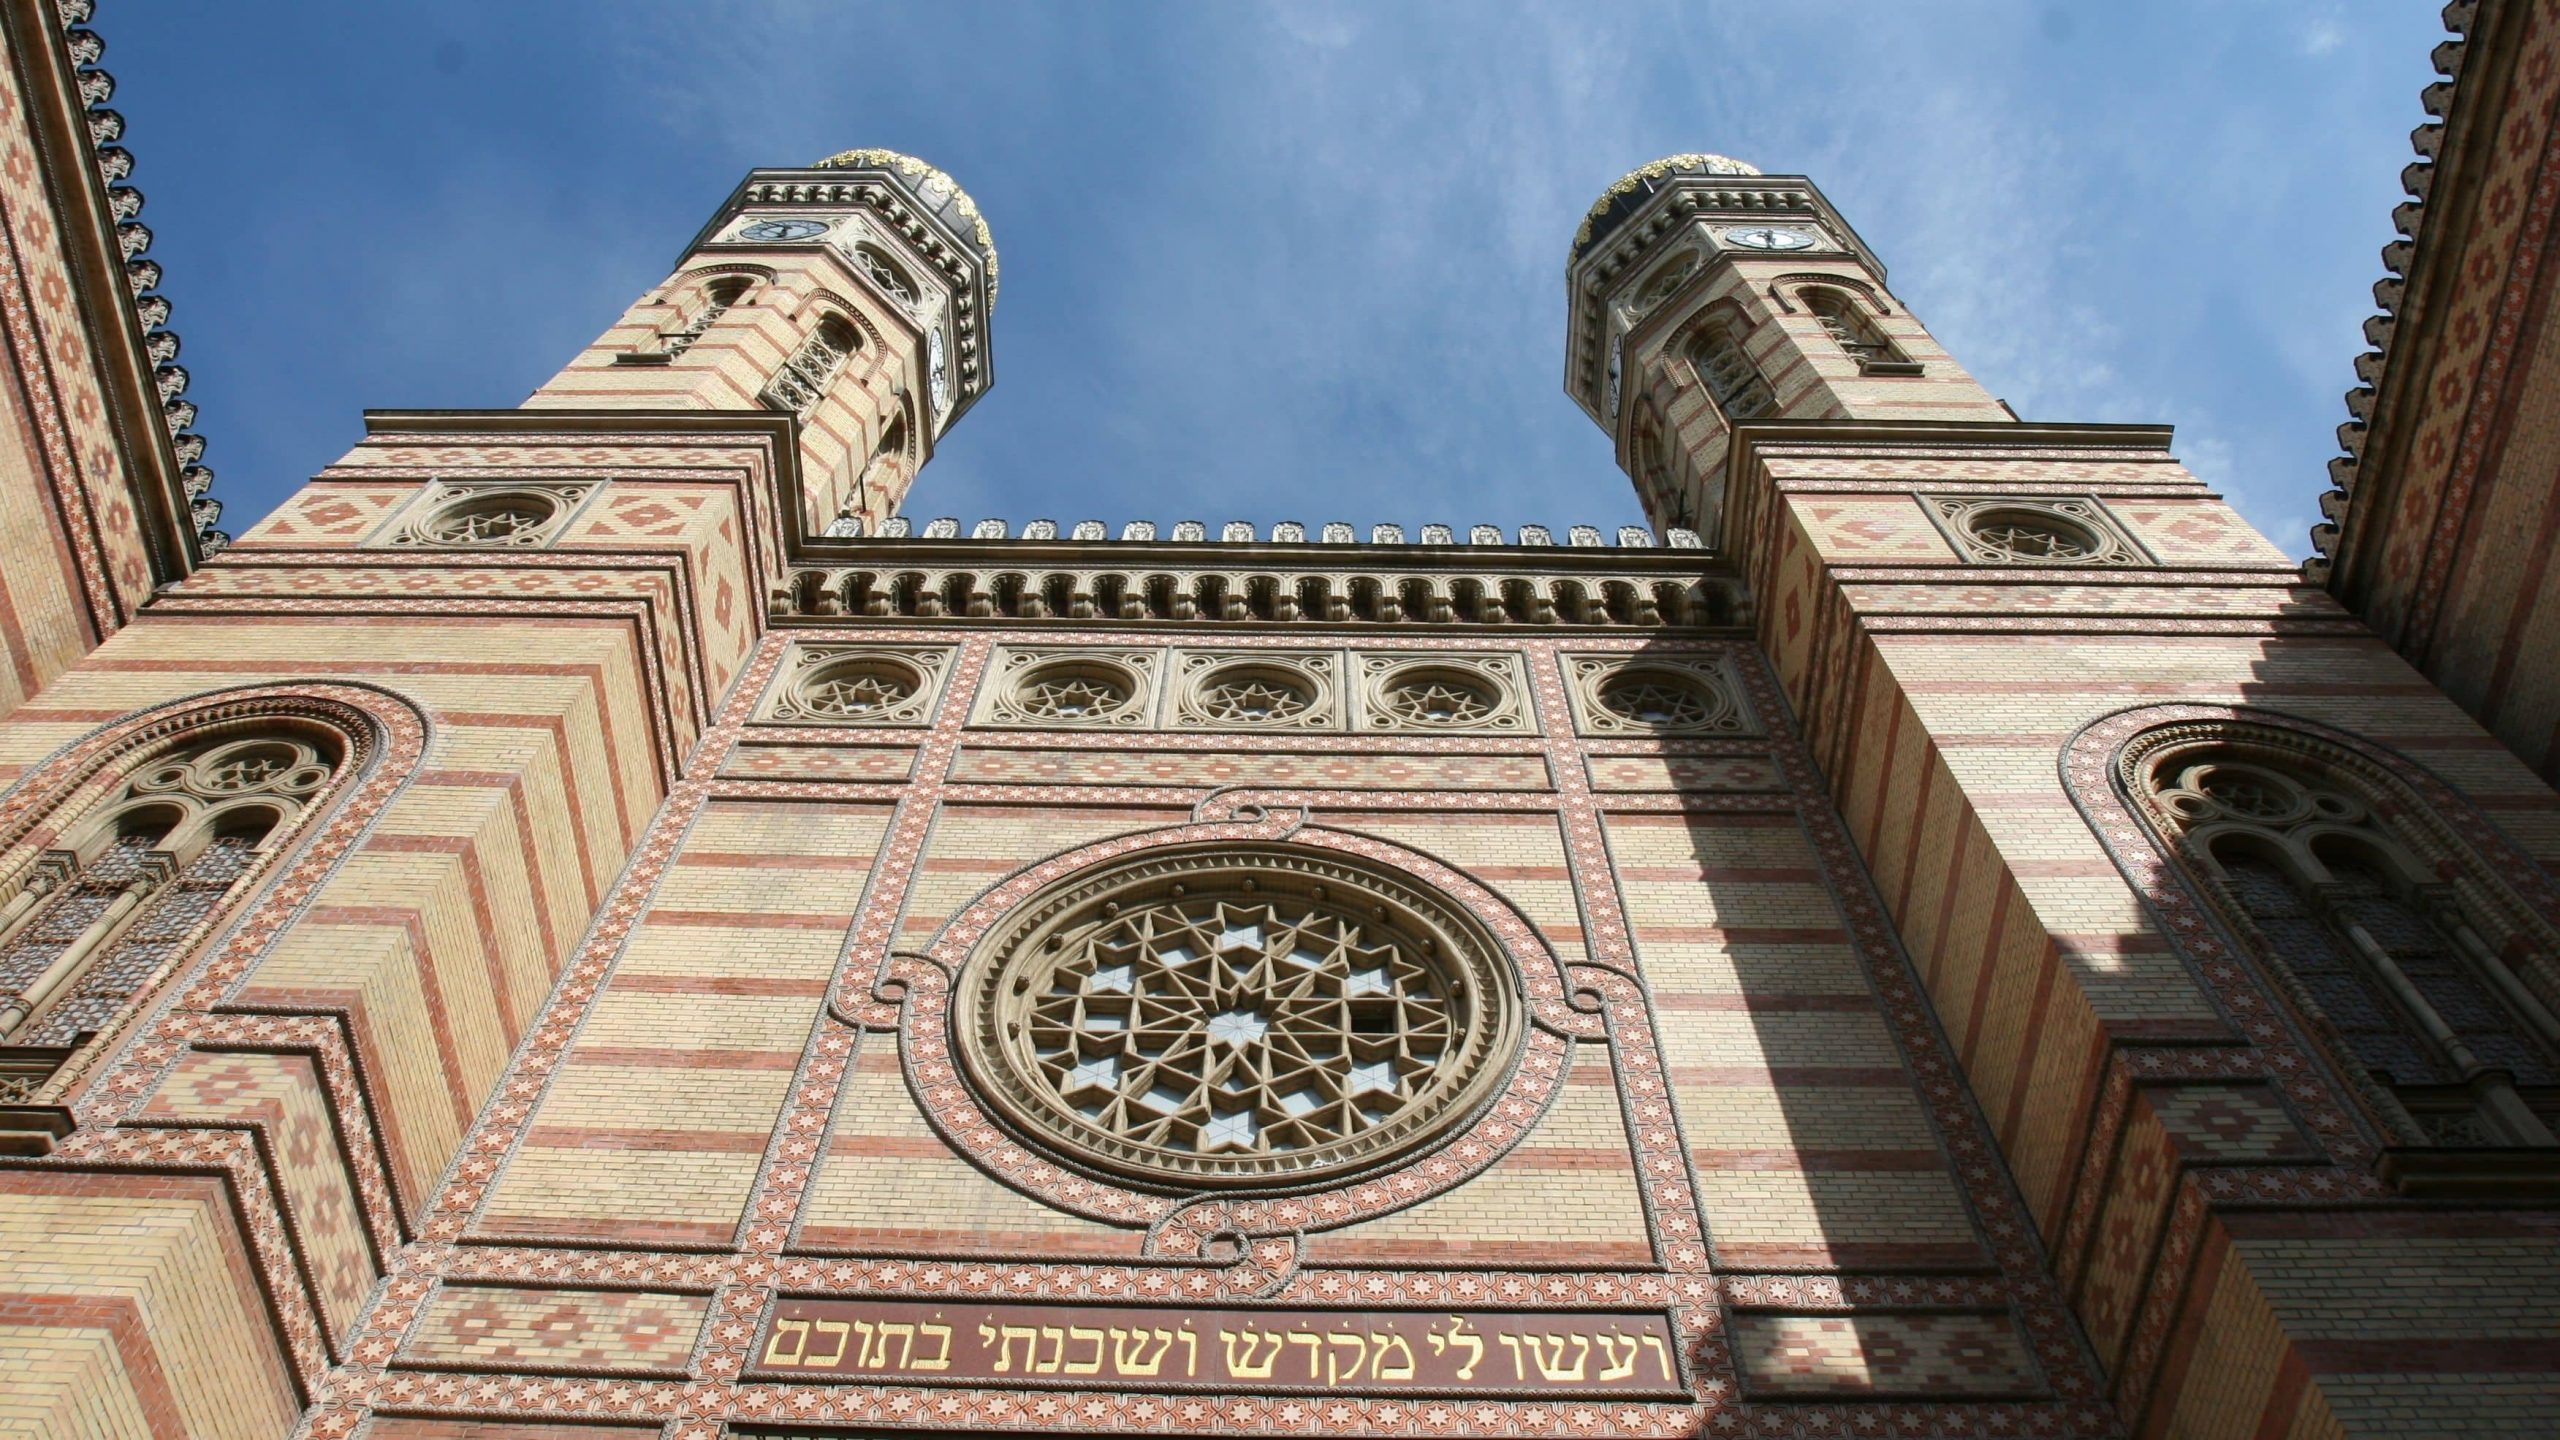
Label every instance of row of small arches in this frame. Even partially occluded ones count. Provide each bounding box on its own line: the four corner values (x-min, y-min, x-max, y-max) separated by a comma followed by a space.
822, 519, 1702, 547
778, 569, 1744, 628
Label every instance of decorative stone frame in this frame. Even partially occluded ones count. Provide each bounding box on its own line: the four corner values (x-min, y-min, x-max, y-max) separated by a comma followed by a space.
758, 643, 953, 727
1352, 652, 1533, 734
950, 839, 1529, 1193
369, 479, 601, 551
715, 210, 851, 246
1562, 652, 1757, 737
970, 646, 1160, 730
1921, 493, 2150, 567
1166, 650, 1344, 733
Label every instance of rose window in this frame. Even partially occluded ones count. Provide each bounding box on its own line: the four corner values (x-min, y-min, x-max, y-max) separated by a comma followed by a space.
956, 846, 1522, 1188
1194, 667, 1314, 725
414, 493, 557, 546
1597, 668, 1735, 730
1962, 509, 2100, 562
798, 660, 918, 718
1382, 670, 1498, 727
1017, 664, 1134, 721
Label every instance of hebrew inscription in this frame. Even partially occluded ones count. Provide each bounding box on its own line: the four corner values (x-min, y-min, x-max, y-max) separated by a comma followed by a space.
754, 1300, 1685, 1396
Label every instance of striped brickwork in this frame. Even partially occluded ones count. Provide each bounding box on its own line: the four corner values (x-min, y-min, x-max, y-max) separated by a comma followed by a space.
0, 1169, 301, 1440
1731, 425, 2560, 1436
525, 244, 929, 530
2325, 0, 2560, 786
288, 627, 2127, 1438
1611, 246, 2013, 531
0, 404, 779, 1433
0, 17, 176, 722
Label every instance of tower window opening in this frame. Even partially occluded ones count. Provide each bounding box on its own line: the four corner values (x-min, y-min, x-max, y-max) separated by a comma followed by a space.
766, 317, 861, 418
1685, 321, 1775, 421
658, 277, 750, 359
1804, 288, 1915, 373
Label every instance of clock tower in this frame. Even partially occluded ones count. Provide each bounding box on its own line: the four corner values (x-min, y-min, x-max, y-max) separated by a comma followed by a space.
525, 148, 997, 536
1563, 154, 2011, 538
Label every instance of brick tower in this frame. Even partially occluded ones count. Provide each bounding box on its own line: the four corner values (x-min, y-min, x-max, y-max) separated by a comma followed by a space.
0, 2, 2557, 1436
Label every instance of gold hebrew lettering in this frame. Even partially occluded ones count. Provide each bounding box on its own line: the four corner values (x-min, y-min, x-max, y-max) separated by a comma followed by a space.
1325, 1330, 1368, 1386
1286, 1328, 1322, 1381
1110, 1326, 1169, 1378
1064, 1325, 1105, 1376
1523, 1333, 1588, 1382
762, 1318, 812, 1367
1176, 1321, 1200, 1379
809, 1319, 852, 1367
995, 1323, 1039, 1373
914, 1321, 954, 1371
1373, 1331, 1417, 1381
1429, 1315, 1485, 1381
1034, 1324, 1068, 1375
1597, 1329, 1638, 1381
1220, 1327, 1282, 1380
1496, 1332, 1529, 1383
1640, 1332, 1673, 1383
877, 1321, 916, 1370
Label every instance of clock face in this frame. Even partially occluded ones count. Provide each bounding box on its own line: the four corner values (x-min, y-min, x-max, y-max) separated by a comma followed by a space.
928, 327, 952, 416
734, 217, 831, 243
1725, 226, 1818, 252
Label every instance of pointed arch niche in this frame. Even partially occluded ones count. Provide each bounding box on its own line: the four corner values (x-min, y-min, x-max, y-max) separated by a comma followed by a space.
0, 685, 420, 1107
2067, 705, 2560, 1186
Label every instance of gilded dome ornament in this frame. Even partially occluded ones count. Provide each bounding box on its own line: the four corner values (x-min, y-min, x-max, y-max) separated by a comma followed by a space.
811, 146, 999, 305
1574, 152, 1764, 257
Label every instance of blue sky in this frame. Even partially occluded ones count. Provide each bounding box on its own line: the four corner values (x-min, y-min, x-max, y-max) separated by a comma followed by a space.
108, 2, 2441, 554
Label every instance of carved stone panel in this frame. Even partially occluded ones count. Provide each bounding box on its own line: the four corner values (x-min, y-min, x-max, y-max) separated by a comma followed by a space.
1921, 494, 2150, 567
369, 479, 601, 550
1353, 653, 1532, 734
1563, 653, 1756, 737
759, 644, 954, 727
1166, 651, 1344, 733
973, 646, 1162, 729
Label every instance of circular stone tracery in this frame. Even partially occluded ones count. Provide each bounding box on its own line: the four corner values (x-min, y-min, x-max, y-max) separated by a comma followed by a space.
414, 492, 557, 546
1381, 669, 1499, 727
1962, 508, 2101, 562
1016, 662, 1135, 721
955, 844, 1524, 1190
1598, 667, 1734, 730
797, 658, 919, 718
1194, 666, 1314, 725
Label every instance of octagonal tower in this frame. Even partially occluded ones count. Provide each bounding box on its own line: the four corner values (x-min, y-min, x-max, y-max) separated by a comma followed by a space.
1565, 153, 2008, 540
528, 148, 998, 535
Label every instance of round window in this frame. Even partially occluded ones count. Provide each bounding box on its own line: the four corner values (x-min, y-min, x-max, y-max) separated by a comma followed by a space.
954, 844, 1523, 1190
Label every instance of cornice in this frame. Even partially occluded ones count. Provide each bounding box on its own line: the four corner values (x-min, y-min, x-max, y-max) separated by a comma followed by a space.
2309, 0, 2486, 586
7, 0, 223, 568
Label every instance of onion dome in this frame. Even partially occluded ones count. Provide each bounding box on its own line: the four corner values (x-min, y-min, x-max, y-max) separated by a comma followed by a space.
1572, 153, 1761, 262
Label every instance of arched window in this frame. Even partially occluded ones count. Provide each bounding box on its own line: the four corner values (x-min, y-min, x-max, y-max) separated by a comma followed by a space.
2144, 744, 2560, 1148
0, 729, 342, 1046
658, 276, 750, 359
1803, 288, 1908, 371
851, 244, 920, 309
1685, 320, 1775, 421
766, 316, 860, 418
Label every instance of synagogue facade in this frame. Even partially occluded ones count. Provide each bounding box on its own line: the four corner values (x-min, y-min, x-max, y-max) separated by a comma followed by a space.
0, 1, 2556, 1437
